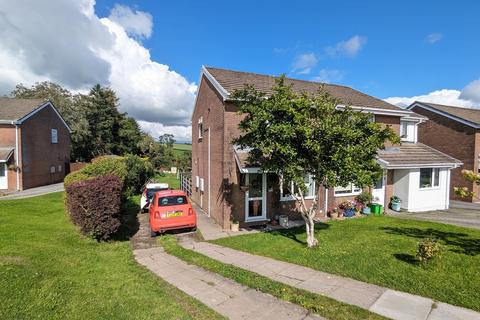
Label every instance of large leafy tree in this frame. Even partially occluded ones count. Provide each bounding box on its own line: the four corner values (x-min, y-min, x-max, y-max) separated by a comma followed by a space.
232, 76, 399, 247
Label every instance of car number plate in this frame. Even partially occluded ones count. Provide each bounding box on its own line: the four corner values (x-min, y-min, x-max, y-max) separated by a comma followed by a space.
167, 211, 183, 218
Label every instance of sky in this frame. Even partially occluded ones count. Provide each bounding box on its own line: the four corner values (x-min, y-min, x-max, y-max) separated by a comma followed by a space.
0, 0, 479, 141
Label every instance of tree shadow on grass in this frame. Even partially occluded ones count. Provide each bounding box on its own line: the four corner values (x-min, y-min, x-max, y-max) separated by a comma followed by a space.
114, 197, 140, 241
382, 227, 480, 256
269, 222, 330, 246
393, 253, 419, 266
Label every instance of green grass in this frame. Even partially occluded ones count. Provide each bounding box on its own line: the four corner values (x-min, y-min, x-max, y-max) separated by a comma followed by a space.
0, 193, 224, 320
173, 143, 192, 151
160, 235, 386, 320
153, 172, 180, 189
212, 216, 480, 311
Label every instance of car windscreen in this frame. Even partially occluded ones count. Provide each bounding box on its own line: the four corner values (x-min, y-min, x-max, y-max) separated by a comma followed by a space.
158, 196, 188, 206
146, 188, 168, 199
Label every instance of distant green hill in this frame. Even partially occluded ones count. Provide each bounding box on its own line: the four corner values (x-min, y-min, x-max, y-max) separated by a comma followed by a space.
173, 143, 192, 151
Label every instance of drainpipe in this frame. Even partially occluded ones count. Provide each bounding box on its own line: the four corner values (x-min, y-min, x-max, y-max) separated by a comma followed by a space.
14, 123, 20, 190
324, 188, 328, 217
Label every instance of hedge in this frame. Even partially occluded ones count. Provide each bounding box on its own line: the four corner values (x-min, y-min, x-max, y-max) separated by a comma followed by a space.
65, 175, 123, 241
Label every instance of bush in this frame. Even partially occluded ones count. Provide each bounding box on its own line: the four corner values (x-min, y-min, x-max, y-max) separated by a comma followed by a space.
417, 237, 443, 264
66, 175, 123, 241
80, 157, 128, 183
64, 171, 92, 187
355, 192, 373, 205
123, 154, 154, 196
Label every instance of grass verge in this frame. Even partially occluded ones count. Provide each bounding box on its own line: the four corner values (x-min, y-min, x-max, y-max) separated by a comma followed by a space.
160, 235, 387, 320
212, 216, 480, 311
0, 192, 224, 320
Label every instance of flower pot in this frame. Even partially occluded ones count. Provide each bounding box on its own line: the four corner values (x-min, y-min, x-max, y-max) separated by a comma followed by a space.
391, 202, 401, 212
279, 215, 289, 228
231, 222, 239, 232
362, 206, 371, 215
344, 208, 355, 218
330, 212, 338, 220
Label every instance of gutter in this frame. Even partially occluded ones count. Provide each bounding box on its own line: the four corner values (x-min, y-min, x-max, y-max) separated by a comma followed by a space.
15, 124, 20, 190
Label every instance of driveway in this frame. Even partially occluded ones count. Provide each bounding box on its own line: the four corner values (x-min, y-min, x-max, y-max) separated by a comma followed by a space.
0, 183, 64, 200
393, 202, 480, 230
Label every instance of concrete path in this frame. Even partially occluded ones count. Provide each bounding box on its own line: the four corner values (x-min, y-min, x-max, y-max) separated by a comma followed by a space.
0, 182, 64, 200
131, 210, 324, 319
392, 206, 480, 230
178, 238, 480, 320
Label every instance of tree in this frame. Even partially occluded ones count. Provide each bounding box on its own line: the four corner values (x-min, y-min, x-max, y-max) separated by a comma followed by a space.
232, 76, 399, 247
454, 170, 480, 199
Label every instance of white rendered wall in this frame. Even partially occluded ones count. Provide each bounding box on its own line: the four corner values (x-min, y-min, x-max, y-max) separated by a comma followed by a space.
393, 169, 410, 209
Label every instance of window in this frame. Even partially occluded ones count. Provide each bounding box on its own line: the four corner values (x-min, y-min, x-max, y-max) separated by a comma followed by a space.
419, 168, 440, 189
280, 174, 316, 200
198, 117, 203, 139
400, 121, 415, 142
158, 196, 188, 206
51, 129, 58, 144
334, 183, 361, 196
50, 165, 56, 173
57, 165, 62, 172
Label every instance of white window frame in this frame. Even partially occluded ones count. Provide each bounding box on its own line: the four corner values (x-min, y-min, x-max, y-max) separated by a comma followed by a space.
198, 117, 203, 139
419, 168, 440, 190
280, 174, 316, 201
334, 183, 361, 197
400, 120, 416, 143
51, 128, 58, 144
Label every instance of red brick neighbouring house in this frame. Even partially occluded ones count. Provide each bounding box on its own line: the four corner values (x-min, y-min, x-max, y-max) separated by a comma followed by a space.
0, 98, 71, 191
408, 101, 480, 202
191, 67, 461, 229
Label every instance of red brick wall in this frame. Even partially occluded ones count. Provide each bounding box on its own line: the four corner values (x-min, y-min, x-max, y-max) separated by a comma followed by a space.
0, 124, 19, 190
191, 75, 227, 227
20, 105, 70, 189
411, 106, 476, 201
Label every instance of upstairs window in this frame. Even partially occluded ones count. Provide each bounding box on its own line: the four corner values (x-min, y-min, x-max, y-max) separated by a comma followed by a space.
419, 168, 440, 189
198, 117, 203, 140
400, 121, 415, 142
51, 129, 58, 144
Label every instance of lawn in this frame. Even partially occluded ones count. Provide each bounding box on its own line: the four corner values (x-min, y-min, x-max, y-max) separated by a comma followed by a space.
212, 216, 480, 311
173, 143, 192, 157
153, 172, 180, 189
0, 192, 223, 320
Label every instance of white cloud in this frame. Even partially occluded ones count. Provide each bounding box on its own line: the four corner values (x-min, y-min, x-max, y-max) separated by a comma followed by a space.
426, 33, 443, 44
108, 4, 153, 39
326, 35, 367, 58
459, 79, 480, 103
138, 121, 192, 142
312, 69, 344, 83
385, 82, 480, 109
0, 0, 196, 140
292, 53, 318, 75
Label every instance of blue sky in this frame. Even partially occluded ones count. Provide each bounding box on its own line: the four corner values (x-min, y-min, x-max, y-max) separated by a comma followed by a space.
1, 1, 479, 141
95, 0, 480, 99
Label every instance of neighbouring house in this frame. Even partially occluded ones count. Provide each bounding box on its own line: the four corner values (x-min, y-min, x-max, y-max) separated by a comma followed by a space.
191, 67, 461, 229
0, 98, 71, 191
408, 101, 480, 202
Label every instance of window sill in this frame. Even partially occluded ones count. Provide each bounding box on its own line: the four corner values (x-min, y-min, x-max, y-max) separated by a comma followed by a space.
419, 186, 441, 191
334, 192, 361, 198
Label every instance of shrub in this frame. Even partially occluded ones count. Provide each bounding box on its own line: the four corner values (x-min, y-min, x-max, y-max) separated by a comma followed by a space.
66, 175, 122, 241
355, 192, 373, 205
417, 237, 443, 264
64, 171, 92, 187
123, 154, 154, 196
80, 157, 128, 183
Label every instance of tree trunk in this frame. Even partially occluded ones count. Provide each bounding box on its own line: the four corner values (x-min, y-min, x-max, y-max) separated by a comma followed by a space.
297, 185, 319, 248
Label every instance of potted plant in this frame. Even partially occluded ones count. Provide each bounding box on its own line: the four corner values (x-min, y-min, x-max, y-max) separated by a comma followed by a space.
355, 192, 373, 215
230, 216, 240, 231
329, 207, 339, 220
338, 200, 356, 217
390, 196, 401, 212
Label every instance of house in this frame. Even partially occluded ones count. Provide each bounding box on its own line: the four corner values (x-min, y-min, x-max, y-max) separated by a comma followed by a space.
408, 101, 480, 202
0, 98, 71, 191
191, 67, 461, 229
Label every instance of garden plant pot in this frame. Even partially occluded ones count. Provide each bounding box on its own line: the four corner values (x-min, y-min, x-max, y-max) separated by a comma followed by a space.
330, 212, 338, 220
344, 208, 355, 217
391, 202, 401, 212
362, 207, 371, 215
370, 204, 383, 216
279, 215, 289, 228
231, 223, 239, 232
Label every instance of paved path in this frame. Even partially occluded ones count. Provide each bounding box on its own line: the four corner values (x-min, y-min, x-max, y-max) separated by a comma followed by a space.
178, 238, 480, 320
392, 206, 480, 230
131, 211, 324, 319
0, 183, 64, 200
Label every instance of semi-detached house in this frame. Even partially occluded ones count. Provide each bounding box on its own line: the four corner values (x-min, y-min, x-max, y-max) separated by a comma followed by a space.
191, 67, 461, 229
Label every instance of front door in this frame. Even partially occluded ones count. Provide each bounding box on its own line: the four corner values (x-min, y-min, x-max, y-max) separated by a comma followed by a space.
0, 163, 8, 189
372, 171, 386, 207
245, 173, 266, 222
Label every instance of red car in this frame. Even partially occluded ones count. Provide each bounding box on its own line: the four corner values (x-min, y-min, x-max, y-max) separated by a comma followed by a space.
149, 190, 197, 236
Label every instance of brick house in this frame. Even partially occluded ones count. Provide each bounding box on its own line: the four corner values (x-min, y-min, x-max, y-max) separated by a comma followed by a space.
191, 67, 461, 229
408, 101, 480, 202
0, 98, 71, 191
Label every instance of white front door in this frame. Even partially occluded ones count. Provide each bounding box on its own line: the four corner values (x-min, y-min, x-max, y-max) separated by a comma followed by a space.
0, 163, 8, 189
372, 171, 386, 206
245, 173, 267, 222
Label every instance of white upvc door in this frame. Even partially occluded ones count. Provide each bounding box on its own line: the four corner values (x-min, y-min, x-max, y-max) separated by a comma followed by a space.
0, 163, 8, 189
372, 171, 386, 206
244, 173, 267, 222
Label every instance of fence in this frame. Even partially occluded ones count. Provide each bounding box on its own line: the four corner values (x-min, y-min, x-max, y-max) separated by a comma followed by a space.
179, 172, 192, 196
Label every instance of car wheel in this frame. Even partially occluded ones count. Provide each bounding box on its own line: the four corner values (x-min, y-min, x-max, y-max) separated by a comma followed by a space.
191, 226, 197, 232
150, 228, 157, 237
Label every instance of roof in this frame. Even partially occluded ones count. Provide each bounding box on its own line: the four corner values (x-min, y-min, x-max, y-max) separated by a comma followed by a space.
410, 101, 480, 127
377, 143, 462, 168
233, 145, 261, 173
0, 147, 14, 162
205, 66, 405, 112
0, 98, 46, 121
